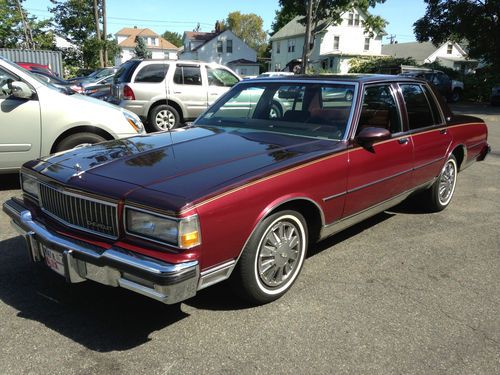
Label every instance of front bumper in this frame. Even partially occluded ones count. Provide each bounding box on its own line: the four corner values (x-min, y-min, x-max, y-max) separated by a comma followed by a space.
2, 198, 199, 304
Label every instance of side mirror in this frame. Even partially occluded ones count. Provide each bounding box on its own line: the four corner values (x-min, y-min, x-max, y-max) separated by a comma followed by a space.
355, 127, 391, 148
10, 81, 34, 99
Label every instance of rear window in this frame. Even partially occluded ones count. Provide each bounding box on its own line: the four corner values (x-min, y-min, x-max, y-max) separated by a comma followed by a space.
114, 60, 141, 84
134, 64, 169, 83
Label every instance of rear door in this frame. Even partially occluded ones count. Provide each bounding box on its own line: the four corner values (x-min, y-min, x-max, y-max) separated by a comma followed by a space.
399, 83, 452, 187
0, 66, 41, 171
343, 83, 414, 217
172, 64, 207, 119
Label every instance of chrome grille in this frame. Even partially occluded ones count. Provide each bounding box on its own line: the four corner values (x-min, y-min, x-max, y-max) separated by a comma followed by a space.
39, 183, 119, 239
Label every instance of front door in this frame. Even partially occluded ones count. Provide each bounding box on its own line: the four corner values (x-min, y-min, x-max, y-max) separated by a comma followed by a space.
0, 66, 41, 172
343, 83, 414, 217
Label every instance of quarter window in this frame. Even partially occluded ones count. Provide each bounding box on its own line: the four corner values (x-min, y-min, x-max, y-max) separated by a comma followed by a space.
357, 85, 402, 135
400, 84, 438, 129
174, 66, 202, 85
134, 64, 169, 83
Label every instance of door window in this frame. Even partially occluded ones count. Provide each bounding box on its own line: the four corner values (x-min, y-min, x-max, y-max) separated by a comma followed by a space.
0, 68, 17, 99
207, 68, 239, 87
174, 66, 202, 85
400, 84, 438, 130
134, 64, 169, 83
357, 85, 402, 135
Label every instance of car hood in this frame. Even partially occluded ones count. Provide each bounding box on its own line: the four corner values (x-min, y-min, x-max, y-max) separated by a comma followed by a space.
27, 126, 342, 213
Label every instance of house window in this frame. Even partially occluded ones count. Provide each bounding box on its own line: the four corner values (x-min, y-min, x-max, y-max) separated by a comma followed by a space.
288, 39, 295, 53
364, 37, 370, 51
217, 40, 223, 53
447, 43, 453, 54
354, 14, 360, 26
276, 41, 280, 54
333, 36, 340, 50
227, 39, 233, 53
348, 13, 354, 26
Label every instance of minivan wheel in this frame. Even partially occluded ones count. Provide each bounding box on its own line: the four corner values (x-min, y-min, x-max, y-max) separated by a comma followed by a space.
235, 210, 308, 305
54, 132, 106, 152
149, 104, 180, 131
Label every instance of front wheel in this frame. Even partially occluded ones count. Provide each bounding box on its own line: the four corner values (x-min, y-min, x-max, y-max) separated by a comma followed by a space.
424, 155, 458, 212
235, 210, 308, 304
54, 132, 106, 152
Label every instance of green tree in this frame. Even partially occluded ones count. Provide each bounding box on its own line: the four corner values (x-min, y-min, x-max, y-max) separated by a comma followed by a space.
134, 36, 151, 59
273, 1, 387, 72
414, 0, 500, 71
50, 0, 117, 68
226, 11, 267, 51
162, 30, 182, 47
0, 0, 54, 49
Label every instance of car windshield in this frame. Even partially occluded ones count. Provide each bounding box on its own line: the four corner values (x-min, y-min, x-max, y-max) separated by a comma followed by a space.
195, 81, 356, 140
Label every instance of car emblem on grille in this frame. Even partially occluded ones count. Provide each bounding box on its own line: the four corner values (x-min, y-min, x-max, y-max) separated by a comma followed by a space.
86, 220, 113, 232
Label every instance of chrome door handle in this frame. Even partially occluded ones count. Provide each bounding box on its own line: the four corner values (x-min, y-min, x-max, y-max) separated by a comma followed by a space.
398, 137, 409, 144
440, 129, 448, 134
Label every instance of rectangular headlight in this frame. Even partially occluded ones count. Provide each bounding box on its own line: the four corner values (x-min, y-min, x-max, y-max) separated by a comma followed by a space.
21, 173, 39, 199
125, 207, 201, 249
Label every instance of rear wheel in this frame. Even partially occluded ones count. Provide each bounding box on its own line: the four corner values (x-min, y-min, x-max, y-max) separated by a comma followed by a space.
424, 155, 458, 212
235, 210, 308, 304
148, 104, 180, 131
451, 88, 462, 103
54, 132, 105, 152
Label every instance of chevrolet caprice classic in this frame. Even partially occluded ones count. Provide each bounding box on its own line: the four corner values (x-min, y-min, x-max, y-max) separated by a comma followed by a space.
3, 75, 490, 305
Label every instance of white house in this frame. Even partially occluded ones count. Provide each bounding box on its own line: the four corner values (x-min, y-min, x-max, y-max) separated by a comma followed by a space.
382, 41, 477, 72
180, 29, 259, 77
114, 27, 179, 65
270, 9, 385, 73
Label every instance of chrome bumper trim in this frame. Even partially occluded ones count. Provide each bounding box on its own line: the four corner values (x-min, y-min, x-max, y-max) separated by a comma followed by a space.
3, 198, 199, 305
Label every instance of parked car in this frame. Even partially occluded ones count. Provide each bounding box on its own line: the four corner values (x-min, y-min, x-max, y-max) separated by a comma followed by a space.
31, 71, 83, 94
78, 74, 115, 90
108, 59, 240, 131
400, 70, 464, 102
16, 62, 57, 77
0, 56, 145, 173
259, 71, 295, 78
68, 66, 118, 85
490, 84, 500, 106
3, 75, 490, 306
83, 82, 112, 100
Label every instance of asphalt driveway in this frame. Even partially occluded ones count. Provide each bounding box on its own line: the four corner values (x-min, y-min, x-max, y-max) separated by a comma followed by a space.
0, 103, 498, 374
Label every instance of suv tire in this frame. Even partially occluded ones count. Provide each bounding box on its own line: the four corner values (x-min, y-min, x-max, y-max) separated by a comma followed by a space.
149, 104, 180, 131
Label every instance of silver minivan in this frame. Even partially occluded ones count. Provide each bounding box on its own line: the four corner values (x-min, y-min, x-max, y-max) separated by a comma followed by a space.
109, 60, 240, 131
0, 57, 144, 174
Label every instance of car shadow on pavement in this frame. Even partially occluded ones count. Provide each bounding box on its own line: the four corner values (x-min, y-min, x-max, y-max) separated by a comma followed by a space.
0, 235, 189, 352
0, 173, 20, 191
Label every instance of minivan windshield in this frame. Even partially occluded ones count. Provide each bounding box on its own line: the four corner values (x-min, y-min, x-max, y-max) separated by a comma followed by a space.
195, 81, 356, 140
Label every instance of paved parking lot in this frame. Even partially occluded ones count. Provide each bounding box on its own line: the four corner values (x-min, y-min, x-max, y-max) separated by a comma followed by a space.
0, 104, 499, 374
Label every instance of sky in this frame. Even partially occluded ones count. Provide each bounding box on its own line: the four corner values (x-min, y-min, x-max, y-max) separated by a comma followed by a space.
23, 0, 428, 44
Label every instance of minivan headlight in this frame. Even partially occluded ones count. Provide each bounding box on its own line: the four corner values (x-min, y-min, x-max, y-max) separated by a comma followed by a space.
125, 207, 201, 249
123, 111, 144, 133
21, 173, 39, 199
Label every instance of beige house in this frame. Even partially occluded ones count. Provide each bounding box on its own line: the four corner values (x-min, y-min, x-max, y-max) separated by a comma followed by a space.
114, 27, 179, 65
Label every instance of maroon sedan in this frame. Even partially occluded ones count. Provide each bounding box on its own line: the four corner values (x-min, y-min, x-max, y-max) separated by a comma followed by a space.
3, 75, 490, 305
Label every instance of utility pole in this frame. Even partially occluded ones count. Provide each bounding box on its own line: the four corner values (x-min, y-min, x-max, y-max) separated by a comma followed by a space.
389, 34, 397, 44
93, 0, 104, 67
15, 0, 33, 49
102, 0, 108, 66
301, 0, 313, 74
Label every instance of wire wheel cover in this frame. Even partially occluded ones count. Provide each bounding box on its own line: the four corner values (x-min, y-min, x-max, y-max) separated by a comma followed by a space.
257, 220, 302, 288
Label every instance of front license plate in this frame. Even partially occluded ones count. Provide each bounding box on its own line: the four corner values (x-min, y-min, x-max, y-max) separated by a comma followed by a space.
43, 246, 65, 277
